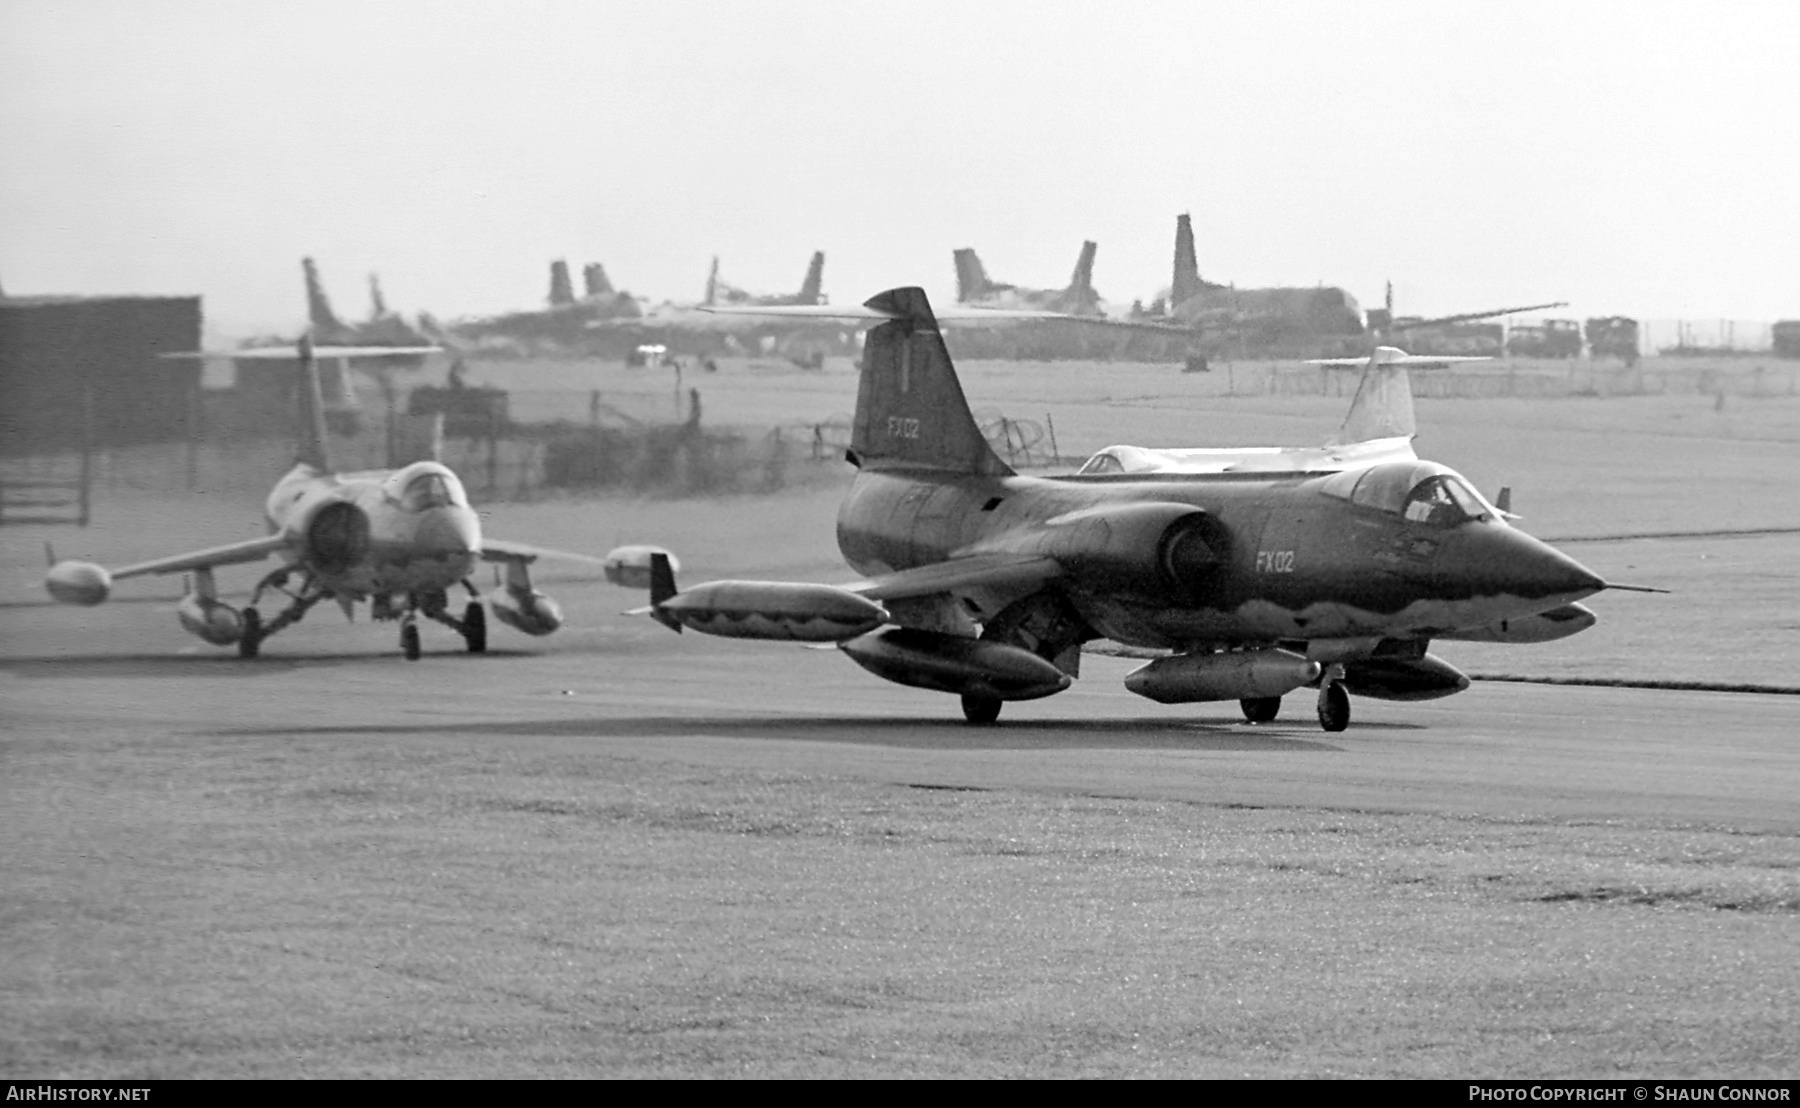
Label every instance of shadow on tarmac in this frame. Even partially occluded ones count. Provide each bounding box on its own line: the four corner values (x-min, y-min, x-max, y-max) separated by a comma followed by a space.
205, 712, 1378, 752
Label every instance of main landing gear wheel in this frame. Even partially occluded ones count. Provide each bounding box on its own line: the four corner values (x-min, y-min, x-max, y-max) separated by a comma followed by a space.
1240, 696, 1281, 724
961, 693, 1002, 725
237, 607, 262, 659
1317, 681, 1350, 732
462, 601, 487, 654
401, 622, 422, 662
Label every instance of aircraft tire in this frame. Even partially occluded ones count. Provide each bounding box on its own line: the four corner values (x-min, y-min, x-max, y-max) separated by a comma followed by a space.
1240, 696, 1281, 723
1317, 682, 1350, 732
961, 693, 1002, 725
238, 608, 262, 659
463, 602, 487, 653
401, 622, 422, 662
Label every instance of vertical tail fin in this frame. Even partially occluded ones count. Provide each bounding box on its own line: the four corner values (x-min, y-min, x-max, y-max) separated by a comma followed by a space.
798, 251, 825, 304
1332, 348, 1417, 445
302, 257, 346, 338
704, 257, 720, 305
583, 262, 614, 297
367, 274, 388, 320
294, 334, 334, 471
548, 260, 575, 306
1068, 241, 1097, 295
952, 249, 992, 302
849, 288, 1013, 477
648, 552, 682, 632
1170, 213, 1201, 308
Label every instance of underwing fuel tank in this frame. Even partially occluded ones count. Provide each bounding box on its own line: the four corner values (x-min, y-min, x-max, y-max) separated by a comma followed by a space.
492, 589, 563, 636
656, 581, 888, 642
1124, 649, 1321, 704
177, 594, 243, 646
1436, 603, 1597, 644
45, 561, 111, 606
838, 627, 1072, 701
1341, 653, 1469, 701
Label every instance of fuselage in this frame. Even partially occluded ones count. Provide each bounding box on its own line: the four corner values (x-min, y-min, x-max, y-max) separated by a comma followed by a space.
836, 460, 1603, 652
264, 460, 481, 597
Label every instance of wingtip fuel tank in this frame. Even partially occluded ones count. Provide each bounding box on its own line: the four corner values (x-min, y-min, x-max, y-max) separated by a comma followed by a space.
601, 545, 681, 590
655, 581, 888, 642
45, 561, 111, 606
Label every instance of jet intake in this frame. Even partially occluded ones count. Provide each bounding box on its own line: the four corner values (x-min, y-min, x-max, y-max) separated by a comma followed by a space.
655, 581, 888, 642
1124, 648, 1321, 704
492, 589, 563, 637
177, 594, 243, 646
45, 561, 111, 606
304, 501, 372, 575
981, 502, 1226, 595
1341, 652, 1469, 701
839, 627, 1071, 701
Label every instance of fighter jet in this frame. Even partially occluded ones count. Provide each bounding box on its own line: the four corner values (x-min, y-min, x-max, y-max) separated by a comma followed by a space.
44, 336, 674, 659
640, 286, 1655, 731
954, 242, 1103, 316
1073, 346, 1485, 477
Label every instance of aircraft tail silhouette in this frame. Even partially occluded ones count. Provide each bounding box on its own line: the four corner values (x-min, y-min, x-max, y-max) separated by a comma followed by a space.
302, 258, 348, 340
704, 256, 720, 305
548, 260, 576, 307
1335, 364, 1416, 444
1069, 241, 1097, 297
1170, 213, 1201, 308
798, 251, 825, 304
850, 288, 1013, 478
294, 334, 334, 472
583, 263, 614, 298
952, 249, 996, 303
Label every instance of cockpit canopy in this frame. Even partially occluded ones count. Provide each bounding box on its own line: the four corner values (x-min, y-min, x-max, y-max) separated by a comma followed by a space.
385, 462, 469, 512
1319, 460, 1497, 526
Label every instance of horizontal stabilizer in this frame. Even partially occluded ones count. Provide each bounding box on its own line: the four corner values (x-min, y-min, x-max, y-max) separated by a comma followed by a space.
161, 345, 442, 360
1305, 346, 1489, 369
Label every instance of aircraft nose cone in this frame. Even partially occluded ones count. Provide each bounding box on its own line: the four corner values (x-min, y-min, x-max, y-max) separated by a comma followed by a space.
1447, 526, 1604, 603
420, 506, 481, 556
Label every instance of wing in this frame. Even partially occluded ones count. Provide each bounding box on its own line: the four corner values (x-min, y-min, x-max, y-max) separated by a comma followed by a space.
482, 539, 679, 589
45, 533, 293, 605
479, 538, 605, 566
111, 534, 293, 580
843, 552, 1063, 602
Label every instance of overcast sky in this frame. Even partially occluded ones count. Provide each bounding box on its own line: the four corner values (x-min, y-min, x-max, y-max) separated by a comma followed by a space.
2, 0, 1795, 337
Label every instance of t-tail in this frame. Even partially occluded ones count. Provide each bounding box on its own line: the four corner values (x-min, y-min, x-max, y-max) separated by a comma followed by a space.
850, 288, 1013, 478
1335, 354, 1416, 444
952, 249, 995, 303
294, 334, 334, 472
1170, 213, 1202, 308
798, 251, 825, 304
